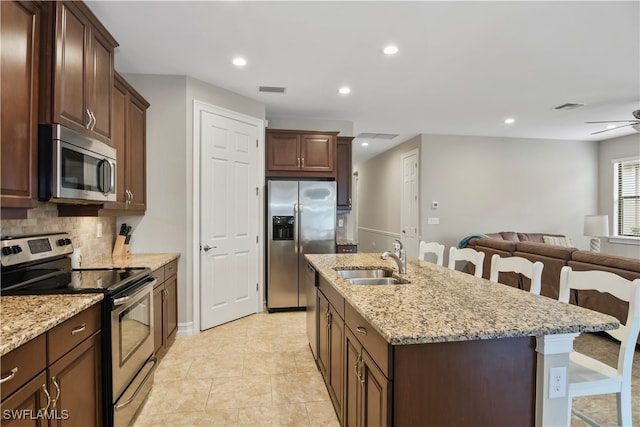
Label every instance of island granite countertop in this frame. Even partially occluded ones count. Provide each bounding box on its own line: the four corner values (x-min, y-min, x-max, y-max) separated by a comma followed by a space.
81, 253, 180, 271
0, 294, 104, 356
305, 253, 619, 345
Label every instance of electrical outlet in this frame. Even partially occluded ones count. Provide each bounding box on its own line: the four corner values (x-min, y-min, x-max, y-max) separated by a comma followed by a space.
96, 223, 103, 238
549, 366, 567, 398
338, 218, 344, 227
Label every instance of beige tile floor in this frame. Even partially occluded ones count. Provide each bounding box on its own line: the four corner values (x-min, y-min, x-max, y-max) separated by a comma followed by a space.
133, 311, 639, 426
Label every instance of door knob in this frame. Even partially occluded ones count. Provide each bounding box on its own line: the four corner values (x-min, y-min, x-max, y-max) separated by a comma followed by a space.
203, 245, 216, 251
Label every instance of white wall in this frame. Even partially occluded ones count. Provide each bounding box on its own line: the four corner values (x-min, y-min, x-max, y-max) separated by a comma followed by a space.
419, 134, 599, 256
266, 117, 353, 136
357, 133, 601, 262
598, 133, 640, 258
356, 136, 421, 252
119, 74, 265, 334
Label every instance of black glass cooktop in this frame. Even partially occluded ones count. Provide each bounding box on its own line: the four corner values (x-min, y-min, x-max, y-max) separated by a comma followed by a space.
2, 267, 151, 295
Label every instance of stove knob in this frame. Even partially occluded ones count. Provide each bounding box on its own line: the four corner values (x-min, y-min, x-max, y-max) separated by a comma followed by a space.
65, 238, 72, 245
11, 245, 22, 254
57, 239, 66, 246
1, 247, 12, 256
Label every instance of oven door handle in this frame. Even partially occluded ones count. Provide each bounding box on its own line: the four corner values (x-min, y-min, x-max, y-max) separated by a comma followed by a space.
114, 355, 158, 410
113, 278, 158, 307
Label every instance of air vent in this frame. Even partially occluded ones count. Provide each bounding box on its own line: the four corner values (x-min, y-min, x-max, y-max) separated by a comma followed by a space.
356, 133, 399, 140
554, 103, 584, 110
259, 86, 286, 94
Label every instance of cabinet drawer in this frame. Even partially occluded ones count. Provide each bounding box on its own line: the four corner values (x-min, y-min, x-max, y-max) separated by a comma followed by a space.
165, 259, 178, 278
48, 303, 101, 363
151, 266, 165, 286
345, 303, 391, 378
318, 276, 344, 319
0, 334, 46, 401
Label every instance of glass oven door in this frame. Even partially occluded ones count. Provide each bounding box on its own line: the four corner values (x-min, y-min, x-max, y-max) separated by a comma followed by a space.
111, 279, 156, 401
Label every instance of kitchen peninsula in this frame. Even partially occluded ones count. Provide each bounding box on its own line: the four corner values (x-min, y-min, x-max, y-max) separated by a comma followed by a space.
305, 253, 619, 427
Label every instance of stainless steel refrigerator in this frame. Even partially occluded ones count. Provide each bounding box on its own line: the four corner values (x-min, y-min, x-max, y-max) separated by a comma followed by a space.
267, 180, 336, 310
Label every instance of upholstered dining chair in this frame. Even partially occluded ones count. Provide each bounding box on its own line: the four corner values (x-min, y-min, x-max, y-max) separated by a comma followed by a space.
558, 266, 640, 427
447, 247, 485, 278
418, 241, 445, 266
489, 254, 544, 295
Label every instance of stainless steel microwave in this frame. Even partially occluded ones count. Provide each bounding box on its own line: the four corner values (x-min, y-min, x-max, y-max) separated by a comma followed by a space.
38, 124, 116, 203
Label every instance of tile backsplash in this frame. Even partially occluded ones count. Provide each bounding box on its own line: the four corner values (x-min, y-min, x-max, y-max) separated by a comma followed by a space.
1, 203, 117, 263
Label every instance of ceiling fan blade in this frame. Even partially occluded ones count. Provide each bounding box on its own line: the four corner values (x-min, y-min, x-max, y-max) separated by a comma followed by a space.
585, 120, 639, 123
590, 123, 638, 135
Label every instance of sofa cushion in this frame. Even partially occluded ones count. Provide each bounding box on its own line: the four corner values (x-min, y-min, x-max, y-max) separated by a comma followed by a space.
515, 241, 576, 261
571, 251, 640, 275
474, 238, 518, 252
498, 232, 520, 241
542, 235, 574, 247
517, 232, 565, 243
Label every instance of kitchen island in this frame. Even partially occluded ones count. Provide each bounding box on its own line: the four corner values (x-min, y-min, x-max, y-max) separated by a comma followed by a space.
305, 253, 619, 427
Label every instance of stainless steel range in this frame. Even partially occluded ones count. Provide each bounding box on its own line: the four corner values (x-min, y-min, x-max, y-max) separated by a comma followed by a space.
1, 233, 157, 427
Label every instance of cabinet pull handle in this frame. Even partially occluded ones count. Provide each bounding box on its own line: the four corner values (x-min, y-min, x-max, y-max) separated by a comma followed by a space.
42, 384, 52, 412
354, 357, 361, 382
71, 323, 87, 335
297, 157, 300, 168
0, 367, 18, 383
91, 111, 97, 130
86, 109, 93, 129
301, 157, 304, 167
51, 377, 61, 409
356, 326, 368, 336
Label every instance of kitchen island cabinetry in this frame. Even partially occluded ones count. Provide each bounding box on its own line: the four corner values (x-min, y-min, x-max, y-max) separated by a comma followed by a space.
0, 302, 102, 426
336, 136, 354, 211
0, 1, 42, 218
152, 259, 178, 358
317, 275, 345, 424
41, 1, 118, 145
266, 129, 338, 178
305, 253, 619, 426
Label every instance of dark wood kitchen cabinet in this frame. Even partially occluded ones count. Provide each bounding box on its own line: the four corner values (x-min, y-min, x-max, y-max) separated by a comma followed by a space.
0, 1, 42, 219
40, 1, 118, 145
152, 259, 179, 358
0, 304, 102, 427
336, 136, 354, 211
317, 277, 345, 424
266, 129, 338, 178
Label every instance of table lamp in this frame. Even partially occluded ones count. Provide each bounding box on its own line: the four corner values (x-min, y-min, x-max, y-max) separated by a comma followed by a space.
584, 215, 609, 252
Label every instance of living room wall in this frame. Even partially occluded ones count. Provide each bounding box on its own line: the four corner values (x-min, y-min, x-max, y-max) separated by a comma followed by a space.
419, 134, 599, 256
357, 133, 602, 261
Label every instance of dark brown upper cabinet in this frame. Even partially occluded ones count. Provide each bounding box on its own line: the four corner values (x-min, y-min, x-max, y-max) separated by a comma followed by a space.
266, 129, 338, 178
41, 1, 118, 145
1, 1, 42, 218
336, 136, 354, 211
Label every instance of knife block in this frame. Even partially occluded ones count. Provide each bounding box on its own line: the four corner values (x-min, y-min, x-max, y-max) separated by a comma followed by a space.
112, 235, 129, 258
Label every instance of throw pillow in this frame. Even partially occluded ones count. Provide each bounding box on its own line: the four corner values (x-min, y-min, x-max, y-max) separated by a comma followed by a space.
542, 235, 574, 247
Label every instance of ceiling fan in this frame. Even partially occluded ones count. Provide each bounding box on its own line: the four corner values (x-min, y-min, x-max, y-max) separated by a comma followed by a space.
585, 109, 640, 135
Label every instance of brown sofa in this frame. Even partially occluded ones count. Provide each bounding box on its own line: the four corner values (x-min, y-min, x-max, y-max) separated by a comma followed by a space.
466, 232, 640, 323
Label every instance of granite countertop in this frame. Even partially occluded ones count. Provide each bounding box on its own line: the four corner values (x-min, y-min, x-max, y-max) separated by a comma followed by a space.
0, 294, 104, 356
305, 253, 619, 345
81, 253, 180, 271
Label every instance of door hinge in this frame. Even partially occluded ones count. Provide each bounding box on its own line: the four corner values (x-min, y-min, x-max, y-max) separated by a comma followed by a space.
256, 139, 259, 147
256, 187, 259, 196
256, 283, 258, 292
256, 235, 259, 243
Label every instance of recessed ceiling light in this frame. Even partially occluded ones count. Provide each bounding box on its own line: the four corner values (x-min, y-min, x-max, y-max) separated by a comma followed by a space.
361, 142, 369, 147
504, 118, 515, 124
606, 125, 617, 130
338, 86, 351, 95
232, 57, 247, 67
382, 45, 398, 55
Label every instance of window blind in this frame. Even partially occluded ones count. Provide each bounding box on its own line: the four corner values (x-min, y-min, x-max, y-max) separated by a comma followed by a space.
617, 159, 640, 236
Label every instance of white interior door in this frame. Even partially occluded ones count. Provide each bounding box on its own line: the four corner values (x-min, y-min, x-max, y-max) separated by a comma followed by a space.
200, 109, 259, 330
401, 149, 419, 257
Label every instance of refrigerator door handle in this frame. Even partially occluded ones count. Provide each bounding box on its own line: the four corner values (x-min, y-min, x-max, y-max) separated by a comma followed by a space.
293, 203, 299, 253
298, 204, 304, 253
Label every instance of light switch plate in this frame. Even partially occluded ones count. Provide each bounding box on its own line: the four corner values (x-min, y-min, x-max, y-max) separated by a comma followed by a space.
427, 217, 440, 225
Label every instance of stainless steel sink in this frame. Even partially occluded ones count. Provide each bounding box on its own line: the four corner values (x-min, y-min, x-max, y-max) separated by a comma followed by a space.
347, 277, 404, 285
335, 268, 409, 285
335, 268, 393, 279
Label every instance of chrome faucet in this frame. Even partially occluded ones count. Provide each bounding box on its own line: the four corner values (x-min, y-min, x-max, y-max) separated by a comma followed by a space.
381, 239, 406, 275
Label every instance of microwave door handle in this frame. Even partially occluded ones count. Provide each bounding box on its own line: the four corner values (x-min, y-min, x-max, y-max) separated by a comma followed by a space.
98, 159, 114, 195
107, 160, 115, 193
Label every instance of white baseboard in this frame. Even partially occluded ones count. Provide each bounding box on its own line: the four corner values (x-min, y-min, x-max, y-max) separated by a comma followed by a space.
177, 321, 194, 336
